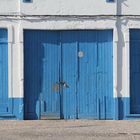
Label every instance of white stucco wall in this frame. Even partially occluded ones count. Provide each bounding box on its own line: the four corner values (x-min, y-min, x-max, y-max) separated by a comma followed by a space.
20, 0, 140, 16
0, 16, 138, 99
0, 0, 116, 16
20, 0, 116, 15
0, 0, 140, 99
0, 0, 19, 15
122, 0, 140, 15
1, 0, 140, 16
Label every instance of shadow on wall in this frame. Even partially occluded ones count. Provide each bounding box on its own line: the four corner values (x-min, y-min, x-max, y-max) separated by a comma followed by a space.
117, 0, 128, 15
116, 0, 129, 119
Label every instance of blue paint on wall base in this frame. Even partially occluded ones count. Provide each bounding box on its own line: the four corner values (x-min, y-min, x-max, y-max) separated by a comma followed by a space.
12, 98, 24, 120
0, 97, 140, 120
115, 97, 140, 120
0, 98, 23, 120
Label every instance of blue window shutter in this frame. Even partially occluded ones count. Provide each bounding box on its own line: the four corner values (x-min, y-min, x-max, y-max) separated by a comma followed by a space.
23, 0, 32, 2
106, 0, 115, 2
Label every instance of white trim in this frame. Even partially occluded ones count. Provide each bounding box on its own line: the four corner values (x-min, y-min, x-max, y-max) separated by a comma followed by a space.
7, 26, 13, 98
19, 20, 117, 100
8, 42, 13, 98
125, 40, 130, 98
124, 29, 130, 98
113, 27, 118, 98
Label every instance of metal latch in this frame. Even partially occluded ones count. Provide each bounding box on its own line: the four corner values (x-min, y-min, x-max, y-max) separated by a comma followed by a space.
60, 81, 69, 88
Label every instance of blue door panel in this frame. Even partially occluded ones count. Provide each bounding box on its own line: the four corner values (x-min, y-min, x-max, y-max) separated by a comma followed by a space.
42, 32, 61, 118
78, 31, 98, 118
24, 30, 44, 119
77, 30, 113, 119
61, 31, 78, 119
130, 30, 140, 114
97, 31, 113, 119
0, 29, 11, 114
24, 30, 61, 119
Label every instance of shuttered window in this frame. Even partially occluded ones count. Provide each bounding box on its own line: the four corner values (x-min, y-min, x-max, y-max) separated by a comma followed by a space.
106, 0, 115, 2
23, 0, 32, 2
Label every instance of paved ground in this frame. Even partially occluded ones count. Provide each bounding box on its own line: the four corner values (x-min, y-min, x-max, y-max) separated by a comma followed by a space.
0, 120, 140, 140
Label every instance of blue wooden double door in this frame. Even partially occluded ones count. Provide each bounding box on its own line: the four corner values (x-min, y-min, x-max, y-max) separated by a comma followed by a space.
24, 30, 113, 120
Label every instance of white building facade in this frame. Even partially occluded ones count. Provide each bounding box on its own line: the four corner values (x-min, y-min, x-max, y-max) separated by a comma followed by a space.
0, 0, 140, 120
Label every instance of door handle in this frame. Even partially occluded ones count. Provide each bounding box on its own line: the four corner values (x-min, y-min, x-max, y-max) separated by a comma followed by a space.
52, 81, 69, 92
60, 81, 69, 88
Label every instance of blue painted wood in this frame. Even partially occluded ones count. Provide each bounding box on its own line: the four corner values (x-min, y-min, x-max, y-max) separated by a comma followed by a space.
96, 30, 113, 119
0, 29, 11, 114
130, 29, 140, 114
41, 32, 61, 118
61, 30, 113, 119
24, 30, 42, 119
77, 31, 98, 118
61, 31, 78, 119
77, 30, 113, 119
24, 30, 113, 120
24, 30, 61, 119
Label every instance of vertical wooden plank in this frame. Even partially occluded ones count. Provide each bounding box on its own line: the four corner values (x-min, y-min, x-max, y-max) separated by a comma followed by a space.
97, 30, 113, 119
78, 30, 98, 119
61, 31, 78, 119
42, 31, 61, 119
